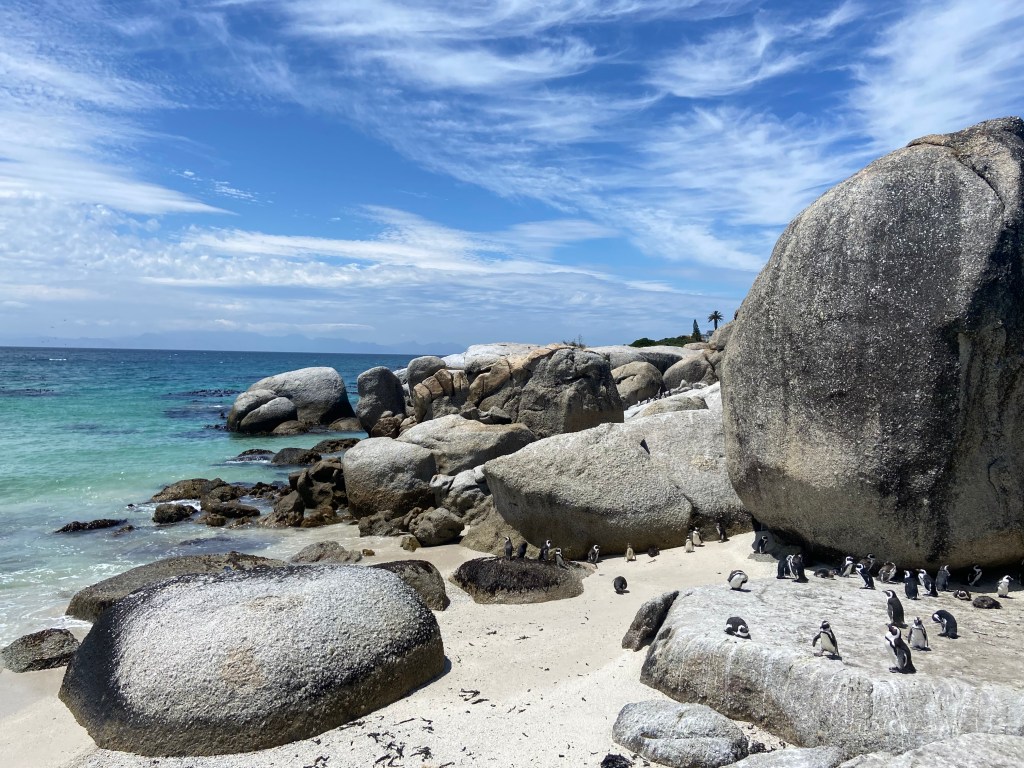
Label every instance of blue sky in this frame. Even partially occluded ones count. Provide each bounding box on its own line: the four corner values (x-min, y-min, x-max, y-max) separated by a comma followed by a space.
2, 0, 1024, 352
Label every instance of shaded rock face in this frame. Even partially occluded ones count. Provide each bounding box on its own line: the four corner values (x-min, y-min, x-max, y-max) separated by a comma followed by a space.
612, 361, 663, 408
342, 438, 437, 518
356, 366, 407, 433
485, 410, 745, 558
59, 565, 445, 756
271, 447, 321, 466
622, 590, 679, 651
724, 118, 1024, 568
612, 700, 748, 768
663, 352, 714, 389
152, 503, 197, 525
65, 552, 286, 622
641, 578, 1024, 757
450, 557, 586, 604
839, 733, 1024, 768
227, 367, 353, 434
1, 628, 79, 673
371, 559, 450, 610
408, 507, 463, 546
397, 414, 536, 475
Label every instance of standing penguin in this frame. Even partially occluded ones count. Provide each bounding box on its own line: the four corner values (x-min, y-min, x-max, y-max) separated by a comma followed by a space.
613, 576, 628, 594
625, 543, 635, 562
587, 544, 600, 564
903, 570, 919, 600
840, 556, 856, 578
755, 535, 769, 555
862, 554, 878, 574
907, 617, 930, 651
883, 589, 906, 627
727, 570, 748, 590
918, 569, 938, 597
515, 541, 528, 559
812, 621, 840, 658
554, 548, 568, 569
998, 575, 1012, 598
791, 553, 808, 583
777, 556, 790, 580
716, 521, 728, 542
539, 539, 551, 562
931, 610, 958, 639
856, 562, 875, 590
685, 537, 695, 553
878, 562, 897, 583
935, 565, 952, 592
885, 624, 916, 674
691, 527, 704, 547
503, 536, 513, 561
967, 565, 983, 587
725, 616, 750, 639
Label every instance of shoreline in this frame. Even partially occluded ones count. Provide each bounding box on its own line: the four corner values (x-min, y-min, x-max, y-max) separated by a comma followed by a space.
1, 531, 780, 767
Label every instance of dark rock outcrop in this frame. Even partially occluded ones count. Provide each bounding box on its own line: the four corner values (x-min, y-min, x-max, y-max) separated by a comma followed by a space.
371, 559, 450, 610
152, 503, 197, 525
724, 118, 1024, 568
55, 519, 126, 533
450, 557, 587, 604
270, 447, 321, 466
1, 628, 80, 673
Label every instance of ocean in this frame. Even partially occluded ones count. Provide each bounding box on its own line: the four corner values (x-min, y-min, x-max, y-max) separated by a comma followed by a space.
0, 346, 417, 645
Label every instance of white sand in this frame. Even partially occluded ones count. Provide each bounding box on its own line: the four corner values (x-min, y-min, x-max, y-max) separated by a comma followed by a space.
1, 530, 782, 767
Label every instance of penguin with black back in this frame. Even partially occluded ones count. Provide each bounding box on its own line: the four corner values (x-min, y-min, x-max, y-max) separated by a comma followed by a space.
554, 548, 568, 569
856, 562, 875, 590
885, 624, 916, 674
539, 539, 551, 562
931, 610, 958, 639
840, 556, 856, 578
515, 541, 528, 559
918, 569, 938, 597
935, 565, 952, 592
716, 521, 728, 542
903, 570, 919, 600
587, 544, 600, 564
503, 536, 513, 561
791, 553, 809, 583
967, 565, 983, 587
725, 617, 750, 639
613, 576, 628, 594
883, 589, 906, 627
755, 535, 769, 555
812, 621, 840, 659
727, 570, 748, 590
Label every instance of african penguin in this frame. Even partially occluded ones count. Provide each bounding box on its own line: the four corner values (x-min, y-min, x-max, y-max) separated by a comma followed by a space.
907, 617, 930, 651
716, 521, 728, 542
863, 554, 878, 574
998, 575, 1012, 598
587, 544, 600, 564
935, 565, 951, 592
539, 539, 551, 562
812, 621, 840, 659
885, 624, 916, 674
839, 556, 856, 578
503, 536, 513, 561
791, 553, 808, 583
813, 568, 837, 579
918, 569, 938, 597
727, 569, 748, 591
515, 541, 528, 559
903, 570, 919, 600
554, 548, 568, 569
967, 564, 983, 587
953, 589, 972, 601
883, 589, 905, 627
931, 610, 958, 639
613, 576, 628, 594
856, 562, 875, 590
625, 543, 635, 562
776, 556, 790, 579
755, 535, 769, 555
685, 537, 695, 553
647, 545, 660, 558
691, 528, 703, 547
724, 616, 750, 639
878, 562, 897, 583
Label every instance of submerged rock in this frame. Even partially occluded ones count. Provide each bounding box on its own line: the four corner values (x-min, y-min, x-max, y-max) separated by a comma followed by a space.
152, 503, 197, 524
1, 628, 79, 673
55, 519, 126, 533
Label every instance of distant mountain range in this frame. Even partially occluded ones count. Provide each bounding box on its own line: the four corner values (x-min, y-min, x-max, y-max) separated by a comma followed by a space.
0, 331, 462, 356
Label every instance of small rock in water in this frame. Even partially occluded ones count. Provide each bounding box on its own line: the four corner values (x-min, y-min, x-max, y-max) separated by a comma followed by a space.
153, 503, 198, 525
271, 448, 322, 466
55, 519, 126, 533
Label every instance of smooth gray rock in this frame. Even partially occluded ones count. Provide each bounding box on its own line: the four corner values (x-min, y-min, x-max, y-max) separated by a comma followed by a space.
451, 557, 587, 604
724, 118, 1024, 568
409, 506, 463, 546
407, 356, 447, 389
288, 541, 362, 564
612, 361, 664, 408
838, 733, 1024, 767
1, 628, 79, 673
65, 552, 286, 622
342, 437, 437, 518
708, 322, 734, 351
590, 345, 647, 370
663, 352, 712, 389
397, 414, 536, 474
371, 559, 450, 610
355, 366, 407, 433
59, 565, 445, 756
485, 410, 744, 558
732, 747, 847, 768
228, 367, 353, 433
641, 578, 1024, 756
622, 590, 679, 651
634, 394, 708, 418
612, 700, 748, 768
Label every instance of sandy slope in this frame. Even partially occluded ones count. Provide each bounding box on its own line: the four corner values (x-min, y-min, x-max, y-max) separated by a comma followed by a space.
1, 530, 779, 768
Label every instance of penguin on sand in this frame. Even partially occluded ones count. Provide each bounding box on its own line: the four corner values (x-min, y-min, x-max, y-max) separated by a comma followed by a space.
587, 544, 600, 564
918, 569, 938, 597
776, 556, 790, 580
813, 568, 838, 578
725, 617, 750, 639
539, 539, 551, 562
967, 565, 983, 587
907, 617, 930, 651
840, 556, 856, 578
856, 562, 875, 590
613, 576, 628, 594
935, 565, 952, 592
998, 575, 1013, 598
727, 570, 748, 590
903, 570, 919, 600
755, 535, 769, 555
685, 537, 695, 553
883, 589, 906, 627
625, 544, 635, 562
554, 548, 568, 569
812, 621, 840, 659
503, 536, 513, 561
885, 624, 916, 674
690, 527, 704, 547
791, 553, 808, 583
515, 541, 528, 559
716, 521, 728, 542
878, 562, 897, 583
931, 610, 958, 639
953, 589, 972, 601
647, 545, 660, 558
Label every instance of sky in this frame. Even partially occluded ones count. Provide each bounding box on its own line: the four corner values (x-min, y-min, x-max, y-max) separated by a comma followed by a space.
2, 0, 1024, 353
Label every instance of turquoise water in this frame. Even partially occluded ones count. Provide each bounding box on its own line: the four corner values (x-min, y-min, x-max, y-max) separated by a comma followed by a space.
0, 347, 415, 644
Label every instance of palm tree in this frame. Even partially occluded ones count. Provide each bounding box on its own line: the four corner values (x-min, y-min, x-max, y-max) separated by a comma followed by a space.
708, 310, 724, 330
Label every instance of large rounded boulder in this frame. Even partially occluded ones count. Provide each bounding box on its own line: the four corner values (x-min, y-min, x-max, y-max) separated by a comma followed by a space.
342, 437, 437, 517
59, 565, 444, 756
397, 414, 536, 474
227, 367, 354, 434
724, 117, 1024, 568
355, 366, 407, 433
